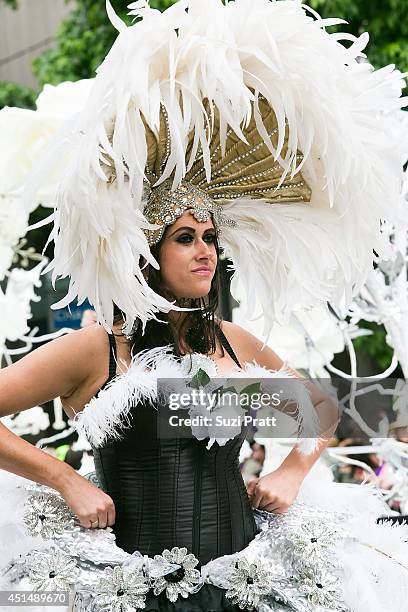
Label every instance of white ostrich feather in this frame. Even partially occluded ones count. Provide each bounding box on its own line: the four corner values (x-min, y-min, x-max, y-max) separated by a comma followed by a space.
73, 345, 174, 446
23, 0, 407, 334
221, 199, 366, 338
339, 524, 408, 612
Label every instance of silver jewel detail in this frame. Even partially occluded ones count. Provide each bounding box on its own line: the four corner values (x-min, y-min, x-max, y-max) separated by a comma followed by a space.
225, 557, 275, 611
199, 162, 282, 188
23, 493, 73, 540
211, 180, 306, 200
93, 565, 149, 611
143, 180, 237, 246
27, 548, 80, 591
291, 520, 342, 569
299, 569, 344, 610
152, 547, 203, 603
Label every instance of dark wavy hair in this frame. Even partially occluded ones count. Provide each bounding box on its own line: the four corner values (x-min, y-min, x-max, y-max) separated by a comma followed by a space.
114, 220, 224, 358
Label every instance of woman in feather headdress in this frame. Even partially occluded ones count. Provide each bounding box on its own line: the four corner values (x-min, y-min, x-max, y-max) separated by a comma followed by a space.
0, 1, 408, 610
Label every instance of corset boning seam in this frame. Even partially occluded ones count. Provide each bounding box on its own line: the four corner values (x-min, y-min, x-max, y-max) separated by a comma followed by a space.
225, 438, 237, 553
232, 451, 245, 550
192, 445, 203, 559
95, 447, 107, 491
214, 445, 220, 558
157, 441, 161, 559
137, 452, 144, 553
155, 437, 162, 559
115, 443, 127, 544
173, 438, 180, 549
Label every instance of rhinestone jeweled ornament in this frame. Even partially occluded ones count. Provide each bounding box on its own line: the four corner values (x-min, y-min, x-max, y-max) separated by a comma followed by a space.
93, 565, 149, 612
299, 569, 345, 610
23, 493, 73, 539
291, 520, 342, 569
143, 180, 237, 246
225, 557, 275, 611
27, 548, 80, 591
152, 547, 202, 603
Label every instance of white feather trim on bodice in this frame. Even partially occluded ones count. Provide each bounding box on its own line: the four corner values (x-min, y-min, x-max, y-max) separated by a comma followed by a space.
73, 346, 318, 452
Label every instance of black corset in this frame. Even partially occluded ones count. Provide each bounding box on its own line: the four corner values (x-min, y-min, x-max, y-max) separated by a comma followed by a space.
93, 400, 257, 564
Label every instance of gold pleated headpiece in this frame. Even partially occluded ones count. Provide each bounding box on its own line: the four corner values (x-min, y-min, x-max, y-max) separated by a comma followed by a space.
143, 97, 312, 245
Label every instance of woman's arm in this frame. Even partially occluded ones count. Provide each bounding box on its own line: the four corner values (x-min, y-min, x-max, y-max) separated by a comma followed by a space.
0, 325, 116, 528
221, 321, 339, 512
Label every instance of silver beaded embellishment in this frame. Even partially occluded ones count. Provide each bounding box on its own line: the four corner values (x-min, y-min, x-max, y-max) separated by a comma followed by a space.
23, 493, 74, 540
143, 180, 237, 246
152, 547, 203, 602
93, 565, 150, 611
225, 557, 275, 610
27, 548, 80, 591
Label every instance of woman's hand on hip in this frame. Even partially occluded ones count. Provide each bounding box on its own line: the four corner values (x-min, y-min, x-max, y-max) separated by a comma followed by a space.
247, 467, 302, 514
57, 471, 116, 529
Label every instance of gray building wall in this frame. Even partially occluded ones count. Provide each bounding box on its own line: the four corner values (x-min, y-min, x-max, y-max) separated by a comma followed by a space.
0, 0, 70, 88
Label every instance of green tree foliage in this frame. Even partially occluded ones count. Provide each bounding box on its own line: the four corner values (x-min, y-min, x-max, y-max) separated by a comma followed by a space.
0, 80, 36, 109
352, 321, 398, 375
309, 0, 408, 75
1, 0, 18, 8
33, 0, 177, 86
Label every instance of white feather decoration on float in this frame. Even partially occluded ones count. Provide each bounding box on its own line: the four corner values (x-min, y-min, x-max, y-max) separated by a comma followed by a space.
24, 0, 407, 337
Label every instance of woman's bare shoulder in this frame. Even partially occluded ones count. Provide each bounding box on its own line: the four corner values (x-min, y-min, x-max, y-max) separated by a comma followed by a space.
219, 320, 284, 370
219, 320, 258, 350
53, 323, 110, 358
59, 324, 121, 416
59, 323, 129, 382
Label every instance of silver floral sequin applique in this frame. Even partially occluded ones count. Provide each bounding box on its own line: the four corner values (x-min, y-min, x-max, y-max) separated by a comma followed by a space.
299, 569, 344, 610
93, 565, 149, 612
152, 547, 203, 602
23, 493, 73, 539
291, 520, 342, 570
27, 548, 80, 591
225, 558, 275, 611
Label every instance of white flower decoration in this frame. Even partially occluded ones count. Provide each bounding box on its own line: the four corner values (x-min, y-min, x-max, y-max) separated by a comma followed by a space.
225, 557, 274, 611
152, 547, 202, 603
300, 569, 344, 609
27, 548, 79, 591
292, 520, 341, 567
94, 565, 149, 612
24, 493, 73, 539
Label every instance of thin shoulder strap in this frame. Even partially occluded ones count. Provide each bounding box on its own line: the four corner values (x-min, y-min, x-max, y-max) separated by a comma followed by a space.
100, 332, 118, 390
216, 324, 242, 369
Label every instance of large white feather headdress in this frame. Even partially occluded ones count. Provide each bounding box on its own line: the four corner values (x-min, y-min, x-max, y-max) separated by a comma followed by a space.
25, 0, 407, 336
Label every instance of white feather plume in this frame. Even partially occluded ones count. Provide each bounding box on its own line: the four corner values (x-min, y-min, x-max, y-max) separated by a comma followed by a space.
221, 199, 374, 338
24, 0, 407, 334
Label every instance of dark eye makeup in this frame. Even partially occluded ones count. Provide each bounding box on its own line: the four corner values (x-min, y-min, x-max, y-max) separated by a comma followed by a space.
176, 232, 216, 244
